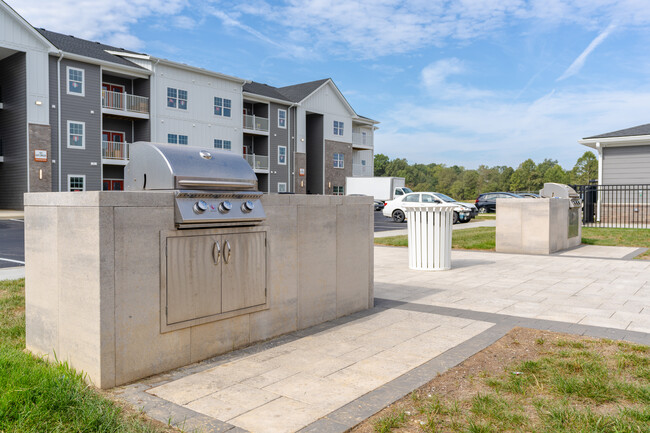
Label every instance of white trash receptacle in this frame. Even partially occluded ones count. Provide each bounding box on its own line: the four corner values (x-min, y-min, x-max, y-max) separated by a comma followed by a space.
403, 203, 455, 271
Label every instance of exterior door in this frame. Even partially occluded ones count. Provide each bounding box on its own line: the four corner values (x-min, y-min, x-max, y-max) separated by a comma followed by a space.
111, 180, 123, 191
102, 180, 110, 191
166, 235, 222, 325
221, 232, 266, 313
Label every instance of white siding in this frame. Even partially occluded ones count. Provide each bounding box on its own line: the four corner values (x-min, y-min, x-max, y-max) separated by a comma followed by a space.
151, 63, 243, 154
0, 4, 51, 125
296, 81, 354, 148
602, 145, 650, 184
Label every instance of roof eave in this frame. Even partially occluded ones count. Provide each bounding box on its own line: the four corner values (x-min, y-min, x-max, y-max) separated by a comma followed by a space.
1, 2, 57, 52
49, 51, 151, 78
154, 57, 249, 84
243, 91, 294, 106
578, 134, 650, 148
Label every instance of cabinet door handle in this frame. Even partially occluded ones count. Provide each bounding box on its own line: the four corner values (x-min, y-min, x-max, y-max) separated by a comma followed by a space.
213, 241, 221, 265
223, 240, 231, 264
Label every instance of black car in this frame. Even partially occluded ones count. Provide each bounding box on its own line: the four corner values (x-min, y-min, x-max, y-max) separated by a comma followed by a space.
517, 192, 541, 198
474, 192, 523, 213
373, 200, 385, 211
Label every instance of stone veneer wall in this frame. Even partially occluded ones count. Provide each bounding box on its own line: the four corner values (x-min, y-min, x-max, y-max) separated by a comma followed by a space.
324, 139, 353, 194
28, 124, 52, 193
24, 192, 374, 389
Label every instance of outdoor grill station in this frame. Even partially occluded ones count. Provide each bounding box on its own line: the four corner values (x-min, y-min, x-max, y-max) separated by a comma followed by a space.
496, 182, 583, 255
24, 142, 374, 389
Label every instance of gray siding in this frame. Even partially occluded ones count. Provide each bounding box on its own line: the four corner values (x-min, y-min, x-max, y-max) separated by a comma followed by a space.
0, 52, 27, 209
103, 165, 124, 179
602, 145, 650, 184
306, 114, 323, 194
102, 73, 133, 93
268, 102, 290, 193
49, 55, 59, 191
59, 59, 102, 191
102, 117, 133, 142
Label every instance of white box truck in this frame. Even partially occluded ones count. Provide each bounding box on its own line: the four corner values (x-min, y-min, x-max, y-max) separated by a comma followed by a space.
345, 177, 412, 201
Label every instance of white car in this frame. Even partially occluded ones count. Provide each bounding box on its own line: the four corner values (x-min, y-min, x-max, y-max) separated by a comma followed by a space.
382, 192, 478, 224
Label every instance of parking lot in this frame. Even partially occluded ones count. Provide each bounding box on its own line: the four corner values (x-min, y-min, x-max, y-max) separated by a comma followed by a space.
373, 209, 406, 232
0, 219, 24, 268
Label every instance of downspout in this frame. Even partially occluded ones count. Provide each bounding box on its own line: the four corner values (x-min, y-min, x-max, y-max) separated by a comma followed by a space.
287, 102, 297, 191
596, 142, 602, 222
57, 50, 63, 191
151, 58, 160, 142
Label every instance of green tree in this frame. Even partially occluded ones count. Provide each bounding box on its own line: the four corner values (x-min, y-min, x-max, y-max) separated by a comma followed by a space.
571, 151, 598, 184
510, 159, 541, 192
543, 164, 569, 184
374, 153, 389, 176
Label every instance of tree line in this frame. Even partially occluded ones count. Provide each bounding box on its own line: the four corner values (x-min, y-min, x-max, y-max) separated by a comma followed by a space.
373, 151, 598, 200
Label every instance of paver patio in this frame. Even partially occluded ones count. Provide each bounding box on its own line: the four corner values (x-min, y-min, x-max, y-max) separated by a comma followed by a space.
114, 245, 650, 433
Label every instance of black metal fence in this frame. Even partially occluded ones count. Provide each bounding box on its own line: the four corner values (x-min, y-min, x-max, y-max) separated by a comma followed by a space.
571, 184, 650, 228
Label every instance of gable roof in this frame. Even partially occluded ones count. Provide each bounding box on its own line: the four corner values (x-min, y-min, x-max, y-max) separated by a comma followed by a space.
243, 81, 292, 102
36, 28, 145, 69
276, 78, 329, 102
584, 123, 650, 139
0, 1, 55, 50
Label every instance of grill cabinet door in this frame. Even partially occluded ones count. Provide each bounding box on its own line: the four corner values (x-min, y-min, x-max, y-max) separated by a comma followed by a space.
221, 232, 266, 313
166, 235, 222, 324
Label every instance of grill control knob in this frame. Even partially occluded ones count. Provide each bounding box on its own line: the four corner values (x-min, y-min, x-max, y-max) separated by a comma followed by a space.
193, 200, 208, 214
219, 201, 232, 214
241, 200, 255, 213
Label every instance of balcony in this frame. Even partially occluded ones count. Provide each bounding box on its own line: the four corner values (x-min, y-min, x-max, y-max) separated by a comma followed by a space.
243, 114, 269, 133
352, 163, 373, 176
102, 90, 149, 119
102, 141, 129, 164
245, 154, 269, 172
352, 132, 372, 148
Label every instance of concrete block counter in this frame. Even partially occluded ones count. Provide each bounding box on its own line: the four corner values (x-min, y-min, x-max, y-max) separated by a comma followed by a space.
24, 192, 374, 389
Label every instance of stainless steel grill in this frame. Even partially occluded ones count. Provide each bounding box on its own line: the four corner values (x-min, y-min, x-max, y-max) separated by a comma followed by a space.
125, 142, 266, 228
540, 183, 582, 238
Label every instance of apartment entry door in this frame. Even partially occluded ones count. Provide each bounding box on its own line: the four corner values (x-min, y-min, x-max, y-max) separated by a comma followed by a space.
102, 83, 125, 108
103, 179, 124, 191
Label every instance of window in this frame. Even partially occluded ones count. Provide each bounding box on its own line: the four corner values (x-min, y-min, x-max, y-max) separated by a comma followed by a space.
421, 194, 440, 203
278, 182, 287, 193
404, 194, 420, 202
179, 135, 188, 145
67, 121, 85, 149
333, 186, 345, 195
214, 139, 232, 150
333, 152, 344, 168
168, 134, 177, 144
333, 120, 344, 136
68, 175, 85, 192
362, 131, 367, 144
167, 87, 187, 110
278, 146, 286, 165
278, 109, 287, 128
214, 97, 232, 117
67, 67, 84, 96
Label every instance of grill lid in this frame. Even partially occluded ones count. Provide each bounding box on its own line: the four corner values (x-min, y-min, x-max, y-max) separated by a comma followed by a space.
125, 142, 258, 191
540, 183, 582, 208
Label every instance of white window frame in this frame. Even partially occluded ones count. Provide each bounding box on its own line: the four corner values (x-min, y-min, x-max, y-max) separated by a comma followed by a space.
333, 185, 344, 195
67, 120, 85, 149
333, 120, 344, 136
278, 145, 287, 165
167, 87, 188, 110
67, 66, 85, 96
214, 97, 232, 117
278, 109, 287, 129
168, 134, 178, 144
278, 182, 287, 193
178, 135, 188, 145
333, 152, 344, 169
67, 174, 86, 192
214, 139, 232, 150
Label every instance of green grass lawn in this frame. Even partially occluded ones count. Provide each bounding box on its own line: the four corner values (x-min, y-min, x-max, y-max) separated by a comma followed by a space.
0, 279, 169, 433
371, 333, 650, 433
474, 213, 496, 220
376, 226, 650, 259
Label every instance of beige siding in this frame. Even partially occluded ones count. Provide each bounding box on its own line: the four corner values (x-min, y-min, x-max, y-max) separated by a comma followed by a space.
602, 145, 650, 184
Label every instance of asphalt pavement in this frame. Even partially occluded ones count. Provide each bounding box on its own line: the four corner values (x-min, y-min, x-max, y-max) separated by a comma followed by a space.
373, 210, 406, 232
0, 219, 25, 268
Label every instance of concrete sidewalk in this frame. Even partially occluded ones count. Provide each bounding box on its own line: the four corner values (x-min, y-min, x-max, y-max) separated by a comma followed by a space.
0, 266, 25, 281
115, 245, 649, 433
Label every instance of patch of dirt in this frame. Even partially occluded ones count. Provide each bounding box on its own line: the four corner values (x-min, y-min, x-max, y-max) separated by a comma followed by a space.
347, 327, 643, 433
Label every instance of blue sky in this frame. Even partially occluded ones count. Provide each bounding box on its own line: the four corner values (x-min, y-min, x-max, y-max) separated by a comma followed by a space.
14, 0, 650, 169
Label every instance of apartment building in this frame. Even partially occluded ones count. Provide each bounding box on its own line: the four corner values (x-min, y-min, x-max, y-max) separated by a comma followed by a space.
0, 0, 378, 208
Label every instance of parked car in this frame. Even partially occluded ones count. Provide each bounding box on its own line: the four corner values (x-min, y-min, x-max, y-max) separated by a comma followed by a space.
517, 192, 541, 198
383, 192, 478, 224
373, 200, 385, 211
474, 192, 523, 213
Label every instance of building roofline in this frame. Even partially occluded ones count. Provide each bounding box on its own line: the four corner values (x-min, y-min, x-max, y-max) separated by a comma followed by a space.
0, 1, 57, 52
578, 135, 650, 149
47, 51, 151, 78
243, 91, 298, 106
153, 57, 249, 85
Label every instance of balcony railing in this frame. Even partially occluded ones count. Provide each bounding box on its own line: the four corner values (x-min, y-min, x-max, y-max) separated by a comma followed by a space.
243, 114, 269, 132
102, 90, 149, 114
245, 154, 269, 171
102, 141, 129, 161
352, 132, 372, 147
352, 163, 373, 176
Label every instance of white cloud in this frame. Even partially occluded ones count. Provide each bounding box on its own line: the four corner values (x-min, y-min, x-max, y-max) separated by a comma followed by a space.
13, 0, 189, 50
421, 58, 493, 100
557, 23, 616, 81
375, 87, 650, 168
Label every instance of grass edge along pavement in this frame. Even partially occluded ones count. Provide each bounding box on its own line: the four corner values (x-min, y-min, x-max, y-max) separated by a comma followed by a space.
375, 226, 650, 259
0, 279, 173, 433
361, 328, 650, 433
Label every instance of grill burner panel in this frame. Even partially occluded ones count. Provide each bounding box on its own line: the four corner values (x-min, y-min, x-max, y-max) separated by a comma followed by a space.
125, 142, 266, 228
